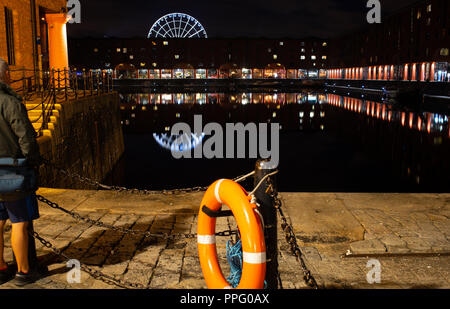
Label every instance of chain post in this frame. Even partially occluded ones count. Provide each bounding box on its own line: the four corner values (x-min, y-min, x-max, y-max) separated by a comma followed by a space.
90, 70, 94, 95
74, 68, 79, 98
83, 69, 86, 97
64, 68, 68, 101
254, 159, 278, 290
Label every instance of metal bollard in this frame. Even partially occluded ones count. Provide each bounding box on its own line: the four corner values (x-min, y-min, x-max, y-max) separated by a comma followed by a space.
254, 159, 279, 289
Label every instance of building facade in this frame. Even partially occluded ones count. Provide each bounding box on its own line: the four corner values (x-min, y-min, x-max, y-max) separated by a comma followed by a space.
68, 37, 330, 79
328, 0, 449, 82
0, 0, 68, 81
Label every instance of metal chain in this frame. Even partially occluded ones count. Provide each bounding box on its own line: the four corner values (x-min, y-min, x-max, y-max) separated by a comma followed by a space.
42, 158, 254, 195
32, 196, 240, 289
266, 177, 319, 289
36, 195, 239, 241
30, 230, 151, 289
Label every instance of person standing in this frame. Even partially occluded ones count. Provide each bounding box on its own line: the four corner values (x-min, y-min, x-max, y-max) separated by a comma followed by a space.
0, 58, 42, 286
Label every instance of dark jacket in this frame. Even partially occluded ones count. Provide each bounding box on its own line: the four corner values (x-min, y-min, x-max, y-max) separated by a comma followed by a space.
0, 82, 40, 164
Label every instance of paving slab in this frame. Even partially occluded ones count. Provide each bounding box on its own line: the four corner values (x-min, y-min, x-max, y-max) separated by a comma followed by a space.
0, 189, 449, 289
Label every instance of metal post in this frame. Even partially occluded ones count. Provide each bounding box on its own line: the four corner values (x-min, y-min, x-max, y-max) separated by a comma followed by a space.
64, 68, 68, 102
254, 159, 279, 289
83, 69, 86, 97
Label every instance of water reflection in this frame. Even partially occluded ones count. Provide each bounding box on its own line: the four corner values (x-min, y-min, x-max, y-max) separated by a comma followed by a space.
116, 91, 450, 192
119, 92, 326, 105
153, 132, 205, 152
327, 94, 449, 135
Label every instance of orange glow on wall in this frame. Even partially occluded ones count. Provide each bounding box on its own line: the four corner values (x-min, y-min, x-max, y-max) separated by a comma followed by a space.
430, 62, 435, 82
420, 63, 426, 81
46, 13, 69, 86
411, 64, 417, 81
46, 13, 69, 70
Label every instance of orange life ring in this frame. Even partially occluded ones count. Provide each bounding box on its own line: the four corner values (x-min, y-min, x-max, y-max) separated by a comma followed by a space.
197, 179, 266, 289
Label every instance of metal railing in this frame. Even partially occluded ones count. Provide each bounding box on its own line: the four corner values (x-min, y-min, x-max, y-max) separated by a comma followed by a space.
9, 68, 114, 137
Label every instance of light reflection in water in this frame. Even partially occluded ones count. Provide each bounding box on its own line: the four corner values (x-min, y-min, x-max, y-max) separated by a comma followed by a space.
120, 92, 449, 137
326, 94, 449, 135
153, 132, 205, 152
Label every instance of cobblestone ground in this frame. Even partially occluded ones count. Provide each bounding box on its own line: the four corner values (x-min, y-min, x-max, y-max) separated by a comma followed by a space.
282, 193, 450, 289
0, 190, 448, 289
0, 212, 308, 289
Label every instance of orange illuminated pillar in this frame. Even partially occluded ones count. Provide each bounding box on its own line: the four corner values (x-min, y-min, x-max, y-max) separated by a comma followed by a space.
420, 63, 426, 81
430, 62, 435, 82
46, 13, 69, 70
411, 64, 417, 81
46, 13, 69, 86
404, 64, 409, 81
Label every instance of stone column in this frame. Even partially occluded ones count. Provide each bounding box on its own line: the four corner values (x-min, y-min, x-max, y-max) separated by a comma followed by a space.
45, 13, 69, 86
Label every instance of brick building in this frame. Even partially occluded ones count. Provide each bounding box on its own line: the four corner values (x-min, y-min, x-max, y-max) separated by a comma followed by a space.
68, 37, 329, 79
328, 0, 449, 82
0, 0, 68, 81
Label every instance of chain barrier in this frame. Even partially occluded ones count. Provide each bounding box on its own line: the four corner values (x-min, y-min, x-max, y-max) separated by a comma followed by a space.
42, 158, 255, 195
266, 177, 319, 289
35, 161, 317, 289
30, 230, 152, 289
33, 195, 239, 289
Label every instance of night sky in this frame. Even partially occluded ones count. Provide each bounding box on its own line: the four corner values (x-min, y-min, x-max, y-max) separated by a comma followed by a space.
67, 0, 420, 39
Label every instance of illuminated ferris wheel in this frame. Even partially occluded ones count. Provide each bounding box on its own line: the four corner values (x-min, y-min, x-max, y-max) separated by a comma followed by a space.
147, 13, 208, 38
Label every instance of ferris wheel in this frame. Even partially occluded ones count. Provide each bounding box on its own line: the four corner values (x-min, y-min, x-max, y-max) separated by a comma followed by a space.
147, 13, 208, 38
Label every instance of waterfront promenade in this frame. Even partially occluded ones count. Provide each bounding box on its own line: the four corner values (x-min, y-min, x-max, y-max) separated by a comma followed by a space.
1, 188, 449, 289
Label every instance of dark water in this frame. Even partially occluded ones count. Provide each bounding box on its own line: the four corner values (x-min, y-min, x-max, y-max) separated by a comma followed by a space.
108, 92, 450, 193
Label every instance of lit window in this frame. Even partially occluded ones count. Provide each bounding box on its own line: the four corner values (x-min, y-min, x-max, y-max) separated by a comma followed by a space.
140, 62, 146, 67
268, 48, 272, 53
311, 55, 317, 60
152, 62, 157, 67
280, 42, 284, 46
273, 54, 278, 60
417, 10, 421, 19
116, 48, 121, 53
301, 48, 306, 53
427, 4, 432, 13
175, 54, 180, 59
163, 41, 169, 46
301, 55, 306, 60
313, 63, 316, 67
322, 55, 327, 60
123, 48, 127, 53
129, 55, 134, 59
93, 48, 99, 53
322, 42, 327, 47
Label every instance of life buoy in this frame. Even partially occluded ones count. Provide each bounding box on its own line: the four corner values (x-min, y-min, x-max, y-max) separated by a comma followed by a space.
197, 179, 266, 289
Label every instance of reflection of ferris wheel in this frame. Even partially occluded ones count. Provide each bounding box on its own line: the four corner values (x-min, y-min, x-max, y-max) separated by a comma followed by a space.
147, 13, 208, 38
153, 132, 205, 152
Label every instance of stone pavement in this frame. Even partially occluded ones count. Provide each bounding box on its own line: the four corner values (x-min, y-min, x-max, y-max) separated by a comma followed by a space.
0, 189, 449, 289
282, 193, 450, 288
